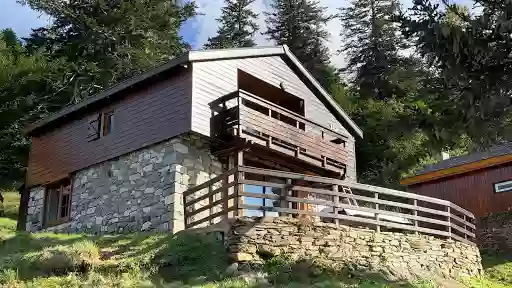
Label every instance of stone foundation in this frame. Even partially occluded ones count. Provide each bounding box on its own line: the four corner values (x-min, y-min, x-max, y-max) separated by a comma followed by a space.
227, 217, 482, 280
25, 134, 222, 234
477, 211, 512, 254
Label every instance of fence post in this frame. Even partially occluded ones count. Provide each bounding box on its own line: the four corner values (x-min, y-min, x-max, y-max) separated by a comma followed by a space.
183, 193, 189, 229
222, 175, 229, 221
333, 184, 339, 226
463, 214, 468, 240
375, 192, 380, 233
208, 184, 214, 225
413, 199, 418, 235
280, 179, 291, 216
446, 206, 452, 240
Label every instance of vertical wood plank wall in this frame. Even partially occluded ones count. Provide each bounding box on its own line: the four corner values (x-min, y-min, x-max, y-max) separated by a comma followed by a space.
26, 68, 193, 187
408, 164, 512, 217
191, 56, 357, 181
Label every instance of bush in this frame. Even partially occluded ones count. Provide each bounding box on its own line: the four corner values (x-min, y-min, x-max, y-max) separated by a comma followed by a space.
27, 240, 100, 275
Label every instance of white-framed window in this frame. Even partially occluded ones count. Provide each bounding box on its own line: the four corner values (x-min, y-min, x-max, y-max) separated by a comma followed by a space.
494, 180, 512, 193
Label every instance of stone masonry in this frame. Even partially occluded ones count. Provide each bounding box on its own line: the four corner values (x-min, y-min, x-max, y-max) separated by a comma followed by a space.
477, 211, 512, 254
227, 217, 482, 281
25, 134, 223, 234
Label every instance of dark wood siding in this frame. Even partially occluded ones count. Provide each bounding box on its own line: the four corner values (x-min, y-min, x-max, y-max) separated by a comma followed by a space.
191, 56, 357, 181
27, 68, 192, 187
408, 163, 512, 217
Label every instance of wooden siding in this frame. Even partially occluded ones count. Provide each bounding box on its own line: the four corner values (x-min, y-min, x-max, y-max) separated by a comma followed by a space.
191, 56, 357, 180
408, 163, 512, 217
26, 68, 192, 187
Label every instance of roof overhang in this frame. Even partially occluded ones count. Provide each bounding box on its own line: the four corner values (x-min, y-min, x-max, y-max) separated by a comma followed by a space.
400, 154, 512, 186
25, 46, 363, 138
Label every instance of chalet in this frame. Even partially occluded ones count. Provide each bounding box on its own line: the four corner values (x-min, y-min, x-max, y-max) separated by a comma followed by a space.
401, 143, 512, 218
20, 46, 475, 244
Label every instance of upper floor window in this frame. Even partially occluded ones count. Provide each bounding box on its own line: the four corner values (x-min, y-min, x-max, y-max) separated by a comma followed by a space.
86, 111, 114, 141
494, 180, 512, 193
102, 111, 114, 136
44, 179, 71, 227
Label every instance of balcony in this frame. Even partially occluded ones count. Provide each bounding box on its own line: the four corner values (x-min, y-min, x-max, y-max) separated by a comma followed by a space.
210, 90, 350, 174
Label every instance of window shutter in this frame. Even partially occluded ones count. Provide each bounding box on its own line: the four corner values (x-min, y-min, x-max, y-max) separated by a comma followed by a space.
86, 114, 101, 141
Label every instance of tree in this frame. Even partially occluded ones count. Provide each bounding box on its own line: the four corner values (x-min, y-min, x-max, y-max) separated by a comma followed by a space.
337, 0, 438, 186
21, 0, 197, 102
339, 0, 419, 100
204, 0, 259, 49
264, 0, 333, 85
0, 30, 69, 186
400, 0, 512, 147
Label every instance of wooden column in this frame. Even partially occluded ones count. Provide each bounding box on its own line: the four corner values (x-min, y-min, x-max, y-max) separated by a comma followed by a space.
413, 199, 418, 235
222, 175, 229, 221
446, 206, 452, 240
375, 192, 380, 233
333, 184, 339, 226
234, 150, 244, 217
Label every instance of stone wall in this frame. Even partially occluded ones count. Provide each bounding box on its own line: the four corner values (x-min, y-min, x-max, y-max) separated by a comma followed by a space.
477, 211, 512, 254
227, 217, 482, 281
25, 134, 223, 234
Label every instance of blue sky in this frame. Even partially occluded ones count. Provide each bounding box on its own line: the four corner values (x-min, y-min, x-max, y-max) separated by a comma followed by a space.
1, 0, 474, 67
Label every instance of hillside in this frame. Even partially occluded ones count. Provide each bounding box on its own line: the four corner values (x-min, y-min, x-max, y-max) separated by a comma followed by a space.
0, 191, 511, 287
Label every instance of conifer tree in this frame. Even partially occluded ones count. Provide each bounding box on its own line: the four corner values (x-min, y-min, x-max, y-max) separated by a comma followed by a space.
264, 0, 332, 84
204, 0, 259, 49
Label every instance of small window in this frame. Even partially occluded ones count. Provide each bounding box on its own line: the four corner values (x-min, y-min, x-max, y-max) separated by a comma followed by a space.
494, 180, 512, 193
44, 179, 71, 227
102, 111, 114, 136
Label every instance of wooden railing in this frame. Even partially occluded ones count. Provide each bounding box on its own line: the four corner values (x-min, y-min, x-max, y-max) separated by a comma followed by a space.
210, 90, 350, 173
183, 166, 477, 244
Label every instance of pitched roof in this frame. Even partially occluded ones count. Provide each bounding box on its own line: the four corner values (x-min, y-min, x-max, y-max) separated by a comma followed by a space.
25, 46, 363, 138
416, 142, 512, 175
401, 142, 512, 185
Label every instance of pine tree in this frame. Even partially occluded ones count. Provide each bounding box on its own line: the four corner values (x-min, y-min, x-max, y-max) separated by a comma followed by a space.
264, 0, 332, 84
22, 0, 196, 102
204, 0, 259, 49
339, 0, 415, 99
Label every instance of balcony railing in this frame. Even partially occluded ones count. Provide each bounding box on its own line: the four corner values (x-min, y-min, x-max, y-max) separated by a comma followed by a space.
183, 166, 477, 244
210, 90, 350, 173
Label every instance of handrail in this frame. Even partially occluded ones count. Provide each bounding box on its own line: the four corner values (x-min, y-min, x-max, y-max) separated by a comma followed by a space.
210, 89, 349, 141
238, 90, 349, 140
183, 165, 476, 243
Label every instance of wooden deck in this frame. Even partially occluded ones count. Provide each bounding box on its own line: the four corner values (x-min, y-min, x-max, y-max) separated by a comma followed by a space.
183, 166, 477, 244
210, 90, 349, 174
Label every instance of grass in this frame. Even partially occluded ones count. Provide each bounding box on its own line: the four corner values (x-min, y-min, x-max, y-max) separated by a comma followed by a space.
1, 189, 512, 287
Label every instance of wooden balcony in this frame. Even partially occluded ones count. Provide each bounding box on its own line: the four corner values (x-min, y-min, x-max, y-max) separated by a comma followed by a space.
210, 90, 350, 174
183, 166, 477, 244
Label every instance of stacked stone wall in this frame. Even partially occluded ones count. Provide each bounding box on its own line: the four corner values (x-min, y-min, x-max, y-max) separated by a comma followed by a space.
25, 134, 222, 233
227, 217, 482, 280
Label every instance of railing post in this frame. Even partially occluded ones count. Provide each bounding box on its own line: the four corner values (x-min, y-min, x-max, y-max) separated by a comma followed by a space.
463, 214, 468, 240
235, 151, 244, 217
413, 199, 418, 235
183, 193, 189, 229
446, 206, 452, 240
280, 179, 291, 216
222, 174, 229, 221
333, 184, 339, 226
208, 184, 214, 225
375, 192, 380, 233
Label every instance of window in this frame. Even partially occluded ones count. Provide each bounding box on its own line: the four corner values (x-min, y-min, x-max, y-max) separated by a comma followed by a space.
102, 111, 114, 136
494, 180, 512, 193
44, 179, 71, 227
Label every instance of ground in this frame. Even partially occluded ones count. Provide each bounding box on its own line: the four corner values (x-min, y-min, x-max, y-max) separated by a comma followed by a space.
0, 191, 511, 287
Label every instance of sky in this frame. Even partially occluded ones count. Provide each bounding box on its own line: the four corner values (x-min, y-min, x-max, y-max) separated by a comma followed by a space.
1, 0, 473, 68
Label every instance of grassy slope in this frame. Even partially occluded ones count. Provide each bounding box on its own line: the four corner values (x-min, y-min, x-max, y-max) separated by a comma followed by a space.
0, 191, 511, 287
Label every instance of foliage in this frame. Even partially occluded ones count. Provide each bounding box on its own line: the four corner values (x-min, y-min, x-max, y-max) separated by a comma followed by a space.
0, 190, 20, 220
21, 0, 197, 103
204, 0, 259, 49
264, 0, 333, 86
399, 0, 512, 147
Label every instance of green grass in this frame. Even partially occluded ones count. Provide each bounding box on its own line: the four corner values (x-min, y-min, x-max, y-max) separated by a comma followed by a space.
1, 188, 512, 287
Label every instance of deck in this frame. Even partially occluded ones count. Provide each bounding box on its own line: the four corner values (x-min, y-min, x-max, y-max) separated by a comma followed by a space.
183, 166, 477, 244
210, 90, 349, 174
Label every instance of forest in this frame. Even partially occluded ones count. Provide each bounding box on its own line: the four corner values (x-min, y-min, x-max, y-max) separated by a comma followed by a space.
0, 0, 510, 189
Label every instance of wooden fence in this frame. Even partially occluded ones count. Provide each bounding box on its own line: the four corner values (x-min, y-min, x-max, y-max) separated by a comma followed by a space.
183, 166, 476, 244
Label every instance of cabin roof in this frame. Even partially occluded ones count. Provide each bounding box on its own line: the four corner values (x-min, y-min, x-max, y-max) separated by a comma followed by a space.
25, 46, 363, 138
401, 142, 512, 185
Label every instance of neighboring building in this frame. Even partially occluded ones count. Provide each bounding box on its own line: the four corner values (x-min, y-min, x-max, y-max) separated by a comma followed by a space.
20, 46, 363, 234
401, 143, 512, 218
